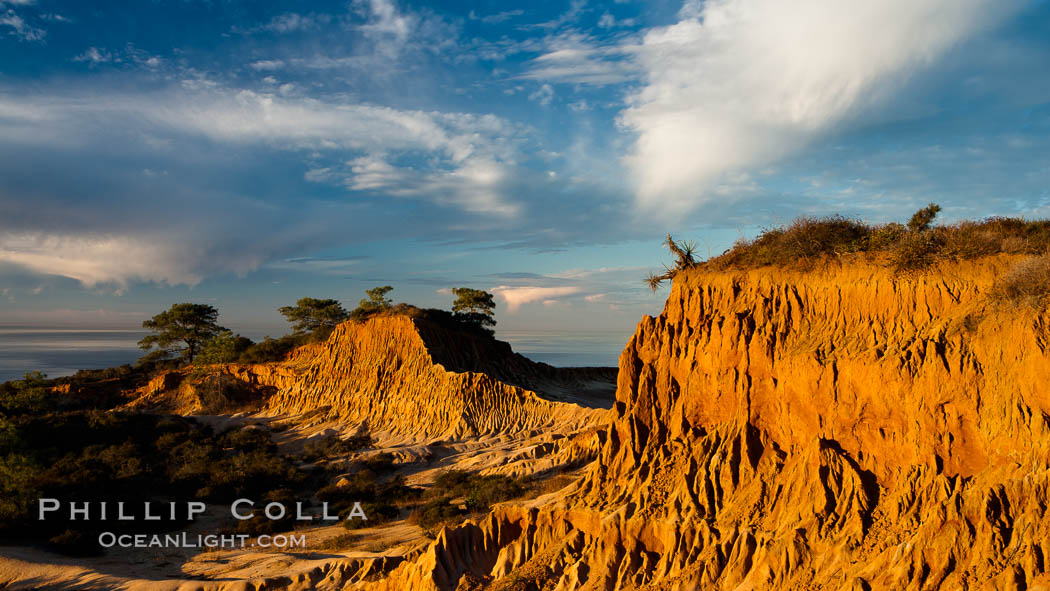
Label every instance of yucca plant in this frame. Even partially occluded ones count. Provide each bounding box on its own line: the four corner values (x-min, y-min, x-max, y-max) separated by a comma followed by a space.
645, 234, 700, 291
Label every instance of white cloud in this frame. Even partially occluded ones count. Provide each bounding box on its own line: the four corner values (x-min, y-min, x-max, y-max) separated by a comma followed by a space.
0, 86, 528, 215
335, 154, 519, 216
249, 59, 285, 71
524, 0, 587, 31
263, 12, 328, 33
0, 82, 535, 285
528, 83, 554, 106
343, 155, 403, 191
0, 89, 525, 208
469, 9, 523, 24
420, 158, 519, 216
172, 90, 491, 154
522, 34, 641, 85
1, 9, 44, 41
266, 256, 364, 276
620, 0, 1019, 216
357, 0, 418, 58
73, 47, 112, 64
492, 286, 581, 312
0, 233, 203, 290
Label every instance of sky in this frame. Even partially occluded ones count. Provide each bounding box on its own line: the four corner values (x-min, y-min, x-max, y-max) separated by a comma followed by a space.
0, 0, 1048, 338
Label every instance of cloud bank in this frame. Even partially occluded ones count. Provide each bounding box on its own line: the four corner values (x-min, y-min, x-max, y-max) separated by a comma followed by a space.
620, 0, 1018, 215
0, 233, 202, 291
492, 286, 581, 312
0, 84, 542, 287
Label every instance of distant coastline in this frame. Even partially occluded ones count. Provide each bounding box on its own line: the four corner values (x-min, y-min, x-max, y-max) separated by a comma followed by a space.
0, 327, 628, 383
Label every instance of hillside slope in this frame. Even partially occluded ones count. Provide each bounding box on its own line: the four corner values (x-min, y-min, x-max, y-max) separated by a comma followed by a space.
130, 315, 616, 442
363, 255, 1050, 590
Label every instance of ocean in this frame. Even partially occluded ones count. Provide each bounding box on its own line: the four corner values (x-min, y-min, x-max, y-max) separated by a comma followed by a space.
0, 328, 148, 383
497, 331, 628, 368
0, 328, 629, 384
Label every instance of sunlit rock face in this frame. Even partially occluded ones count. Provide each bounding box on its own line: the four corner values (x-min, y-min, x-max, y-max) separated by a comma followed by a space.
130, 314, 614, 442
364, 256, 1050, 591
256, 316, 613, 441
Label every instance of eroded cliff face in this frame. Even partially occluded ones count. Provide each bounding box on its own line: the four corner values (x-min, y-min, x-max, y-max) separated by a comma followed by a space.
130, 315, 615, 443
366, 256, 1050, 591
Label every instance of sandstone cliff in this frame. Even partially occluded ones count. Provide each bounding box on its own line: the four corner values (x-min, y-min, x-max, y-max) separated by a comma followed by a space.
361, 255, 1050, 590
129, 315, 615, 443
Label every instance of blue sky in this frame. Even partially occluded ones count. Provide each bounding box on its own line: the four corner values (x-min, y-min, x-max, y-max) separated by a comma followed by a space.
0, 0, 1048, 337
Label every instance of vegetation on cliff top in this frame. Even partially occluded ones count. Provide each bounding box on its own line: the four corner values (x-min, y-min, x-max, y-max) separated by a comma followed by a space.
991, 256, 1050, 309
138, 303, 227, 364
129, 285, 499, 374
648, 205, 1050, 295
279, 297, 351, 338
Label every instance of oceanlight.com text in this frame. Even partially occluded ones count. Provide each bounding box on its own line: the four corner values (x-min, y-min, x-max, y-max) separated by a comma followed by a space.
97, 532, 306, 549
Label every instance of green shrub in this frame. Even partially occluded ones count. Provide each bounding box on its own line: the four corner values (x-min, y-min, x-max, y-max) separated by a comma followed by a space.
889, 231, 944, 272
220, 426, 276, 454
907, 203, 942, 232
433, 469, 471, 490
463, 475, 526, 512
318, 473, 420, 514
430, 470, 528, 513
343, 502, 400, 530
237, 334, 306, 364
195, 331, 254, 366
0, 372, 56, 415
409, 496, 463, 531
301, 433, 373, 462
359, 452, 397, 475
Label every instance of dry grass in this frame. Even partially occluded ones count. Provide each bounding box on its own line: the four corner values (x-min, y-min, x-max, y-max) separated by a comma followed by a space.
713, 215, 870, 270
991, 256, 1050, 309
702, 214, 1050, 274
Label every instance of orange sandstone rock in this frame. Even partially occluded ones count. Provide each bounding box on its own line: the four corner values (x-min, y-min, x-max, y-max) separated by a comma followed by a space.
360, 256, 1050, 590
128, 315, 615, 443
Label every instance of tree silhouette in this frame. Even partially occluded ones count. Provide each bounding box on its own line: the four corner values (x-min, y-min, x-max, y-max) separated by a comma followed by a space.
278, 298, 349, 335
451, 287, 496, 334
139, 303, 226, 363
907, 203, 942, 232
351, 286, 395, 320
360, 286, 393, 311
